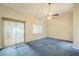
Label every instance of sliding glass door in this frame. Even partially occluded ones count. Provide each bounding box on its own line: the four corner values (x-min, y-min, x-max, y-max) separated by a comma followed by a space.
15, 22, 24, 44
3, 19, 25, 47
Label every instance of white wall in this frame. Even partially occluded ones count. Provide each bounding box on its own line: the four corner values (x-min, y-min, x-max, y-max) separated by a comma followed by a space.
0, 5, 47, 48
25, 19, 47, 42
73, 4, 79, 48
0, 18, 2, 48
47, 12, 73, 41
0, 4, 74, 48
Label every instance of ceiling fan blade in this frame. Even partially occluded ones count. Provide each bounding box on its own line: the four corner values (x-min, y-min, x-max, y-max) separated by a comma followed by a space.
53, 14, 59, 16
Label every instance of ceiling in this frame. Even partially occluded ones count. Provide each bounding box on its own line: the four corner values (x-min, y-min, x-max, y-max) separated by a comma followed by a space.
1, 3, 73, 18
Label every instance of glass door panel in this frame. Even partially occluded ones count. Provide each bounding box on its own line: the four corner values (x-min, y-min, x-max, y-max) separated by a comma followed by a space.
16, 22, 24, 44
3, 20, 25, 47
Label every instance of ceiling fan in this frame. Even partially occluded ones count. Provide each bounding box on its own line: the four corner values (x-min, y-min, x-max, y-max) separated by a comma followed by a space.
40, 3, 59, 20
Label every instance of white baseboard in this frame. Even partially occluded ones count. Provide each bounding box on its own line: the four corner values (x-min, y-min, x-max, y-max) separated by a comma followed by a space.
25, 37, 47, 42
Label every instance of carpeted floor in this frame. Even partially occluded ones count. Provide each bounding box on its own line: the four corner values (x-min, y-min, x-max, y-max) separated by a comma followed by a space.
0, 38, 79, 56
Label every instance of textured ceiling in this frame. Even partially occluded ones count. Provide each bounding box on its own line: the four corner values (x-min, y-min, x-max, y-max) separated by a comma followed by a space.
0, 3, 73, 18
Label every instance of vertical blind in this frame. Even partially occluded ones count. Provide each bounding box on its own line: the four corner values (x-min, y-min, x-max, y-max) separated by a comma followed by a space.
3, 20, 24, 47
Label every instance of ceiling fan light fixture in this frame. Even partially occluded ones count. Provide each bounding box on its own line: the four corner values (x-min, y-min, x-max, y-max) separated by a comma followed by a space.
48, 12, 52, 16
47, 16, 52, 20
47, 3, 53, 20
41, 3, 59, 20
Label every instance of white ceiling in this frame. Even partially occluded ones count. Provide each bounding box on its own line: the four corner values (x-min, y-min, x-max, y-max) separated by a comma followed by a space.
1, 3, 73, 18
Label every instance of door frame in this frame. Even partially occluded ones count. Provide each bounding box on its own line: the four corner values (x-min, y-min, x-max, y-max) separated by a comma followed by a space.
2, 17, 26, 48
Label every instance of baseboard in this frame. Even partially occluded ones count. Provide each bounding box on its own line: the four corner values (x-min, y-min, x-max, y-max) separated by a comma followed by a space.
46, 37, 73, 43
25, 37, 73, 43
25, 37, 47, 43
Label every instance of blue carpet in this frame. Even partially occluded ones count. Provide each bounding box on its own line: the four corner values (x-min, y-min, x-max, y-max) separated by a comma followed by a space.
0, 38, 79, 56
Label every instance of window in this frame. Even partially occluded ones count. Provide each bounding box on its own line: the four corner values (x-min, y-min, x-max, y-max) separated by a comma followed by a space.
33, 24, 42, 34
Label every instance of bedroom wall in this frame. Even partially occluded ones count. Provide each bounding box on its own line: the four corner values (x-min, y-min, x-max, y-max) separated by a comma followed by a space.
47, 12, 73, 41
25, 18, 47, 42
0, 4, 74, 48
0, 18, 2, 48
0, 5, 47, 48
73, 3, 79, 48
